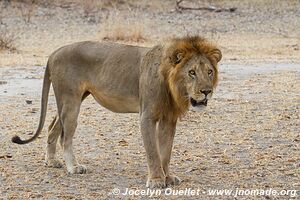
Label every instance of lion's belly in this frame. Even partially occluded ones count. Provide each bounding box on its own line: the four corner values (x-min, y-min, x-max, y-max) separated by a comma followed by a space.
90, 89, 139, 113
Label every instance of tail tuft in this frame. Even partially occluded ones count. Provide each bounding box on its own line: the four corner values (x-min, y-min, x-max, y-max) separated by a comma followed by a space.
11, 135, 24, 144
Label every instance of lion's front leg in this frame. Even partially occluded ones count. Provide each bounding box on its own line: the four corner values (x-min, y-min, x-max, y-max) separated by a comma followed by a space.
158, 118, 181, 186
140, 113, 166, 188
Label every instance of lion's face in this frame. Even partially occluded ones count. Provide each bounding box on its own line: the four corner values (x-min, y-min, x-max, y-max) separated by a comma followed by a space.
161, 36, 221, 115
182, 55, 216, 109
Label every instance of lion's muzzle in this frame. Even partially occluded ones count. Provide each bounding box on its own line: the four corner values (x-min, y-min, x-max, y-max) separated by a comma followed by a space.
190, 98, 208, 107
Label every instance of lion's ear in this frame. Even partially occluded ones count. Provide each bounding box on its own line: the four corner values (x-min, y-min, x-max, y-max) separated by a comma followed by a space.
209, 49, 222, 63
170, 50, 185, 65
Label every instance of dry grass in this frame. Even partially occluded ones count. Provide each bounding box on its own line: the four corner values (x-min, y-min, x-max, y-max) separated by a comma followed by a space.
102, 26, 147, 43
51, 0, 126, 10
99, 11, 148, 43
82, 0, 96, 18
0, 32, 16, 52
15, 0, 36, 23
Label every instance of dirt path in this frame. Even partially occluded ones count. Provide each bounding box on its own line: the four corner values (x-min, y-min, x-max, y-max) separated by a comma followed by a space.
0, 62, 299, 199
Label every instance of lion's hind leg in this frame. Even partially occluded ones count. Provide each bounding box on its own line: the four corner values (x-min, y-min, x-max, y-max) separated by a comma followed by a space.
59, 96, 86, 174
45, 116, 63, 168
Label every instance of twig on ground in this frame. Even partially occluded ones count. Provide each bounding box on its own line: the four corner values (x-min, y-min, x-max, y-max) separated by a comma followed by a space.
176, 0, 237, 13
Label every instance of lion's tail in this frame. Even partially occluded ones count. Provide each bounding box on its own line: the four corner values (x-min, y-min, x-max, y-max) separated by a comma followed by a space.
12, 62, 51, 144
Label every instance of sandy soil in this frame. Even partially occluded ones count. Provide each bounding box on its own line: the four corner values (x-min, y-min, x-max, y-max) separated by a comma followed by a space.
0, 1, 299, 199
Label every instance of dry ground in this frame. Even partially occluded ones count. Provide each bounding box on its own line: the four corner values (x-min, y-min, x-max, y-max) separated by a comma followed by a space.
0, 0, 299, 199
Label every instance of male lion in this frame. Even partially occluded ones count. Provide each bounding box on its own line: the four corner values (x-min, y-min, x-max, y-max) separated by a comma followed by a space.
12, 36, 221, 188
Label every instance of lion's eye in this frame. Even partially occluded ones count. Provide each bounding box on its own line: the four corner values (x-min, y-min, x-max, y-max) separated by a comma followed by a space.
208, 69, 213, 76
188, 70, 196, 77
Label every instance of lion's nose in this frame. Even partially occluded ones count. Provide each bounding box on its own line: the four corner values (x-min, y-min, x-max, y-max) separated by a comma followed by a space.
200, 90, 212, 96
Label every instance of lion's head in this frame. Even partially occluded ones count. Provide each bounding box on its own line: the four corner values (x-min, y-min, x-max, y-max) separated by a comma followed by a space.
160, 36, 222, 116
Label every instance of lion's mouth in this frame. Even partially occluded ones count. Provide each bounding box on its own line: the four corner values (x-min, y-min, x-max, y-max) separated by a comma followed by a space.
190, 98, 207, 107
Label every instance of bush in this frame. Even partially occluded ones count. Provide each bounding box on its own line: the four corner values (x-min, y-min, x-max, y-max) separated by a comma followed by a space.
0, 32, 16, 52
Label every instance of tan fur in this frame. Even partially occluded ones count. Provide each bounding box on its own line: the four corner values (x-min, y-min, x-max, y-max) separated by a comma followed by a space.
12, 36, 222, 188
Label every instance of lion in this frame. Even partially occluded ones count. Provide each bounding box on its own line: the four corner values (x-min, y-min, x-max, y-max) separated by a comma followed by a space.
12, 36, 222, 188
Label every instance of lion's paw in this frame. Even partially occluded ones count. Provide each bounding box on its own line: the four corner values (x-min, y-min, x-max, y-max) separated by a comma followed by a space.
45, 159, 63, 168
146, 177, 166, 188
166, 175, 181, 186
67, 165, 87, 174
